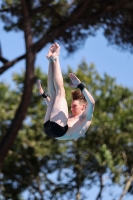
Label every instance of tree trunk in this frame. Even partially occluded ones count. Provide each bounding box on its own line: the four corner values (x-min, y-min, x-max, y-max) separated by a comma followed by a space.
0, 0, 35, 169
119, 174, 133, 200
95, 173, 104, 200
76, 191, 81, 200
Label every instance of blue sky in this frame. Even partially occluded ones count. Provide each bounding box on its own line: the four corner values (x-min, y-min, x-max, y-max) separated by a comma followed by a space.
0, 24, 133, 90
0, 19, 133, 200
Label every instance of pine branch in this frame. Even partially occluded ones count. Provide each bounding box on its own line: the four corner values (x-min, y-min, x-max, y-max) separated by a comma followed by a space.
0, 54, 26, 74
0, 56, 8, 64
119, 174, 133, 200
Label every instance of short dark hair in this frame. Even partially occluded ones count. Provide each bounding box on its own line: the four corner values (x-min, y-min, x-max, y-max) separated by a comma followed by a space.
71, 89, 87, 105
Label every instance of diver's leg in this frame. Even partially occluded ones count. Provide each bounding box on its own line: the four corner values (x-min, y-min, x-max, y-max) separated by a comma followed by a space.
44, 52, 56, 123
50, 43, 68, 126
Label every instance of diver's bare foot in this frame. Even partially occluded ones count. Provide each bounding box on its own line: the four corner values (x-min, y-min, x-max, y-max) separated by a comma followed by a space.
46, 43, 60, 61
46, 45, 55, 60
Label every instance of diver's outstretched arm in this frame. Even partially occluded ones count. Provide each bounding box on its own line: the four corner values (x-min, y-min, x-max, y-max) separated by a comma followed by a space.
38, 80, 50, 106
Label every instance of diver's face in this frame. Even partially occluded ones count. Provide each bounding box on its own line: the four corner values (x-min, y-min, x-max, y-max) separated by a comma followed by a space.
71, 100, 85, 116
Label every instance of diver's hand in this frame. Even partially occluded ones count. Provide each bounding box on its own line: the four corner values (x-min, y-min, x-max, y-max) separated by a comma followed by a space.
69, 73, 81, 88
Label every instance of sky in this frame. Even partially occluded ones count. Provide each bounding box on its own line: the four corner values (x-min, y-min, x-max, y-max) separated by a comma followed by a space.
0, 25, 133, 90
0, 18, 133, 200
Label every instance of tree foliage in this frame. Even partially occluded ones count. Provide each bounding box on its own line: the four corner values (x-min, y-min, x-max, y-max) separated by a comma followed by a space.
1, 0, 133, 53
1, 62, 133, 200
